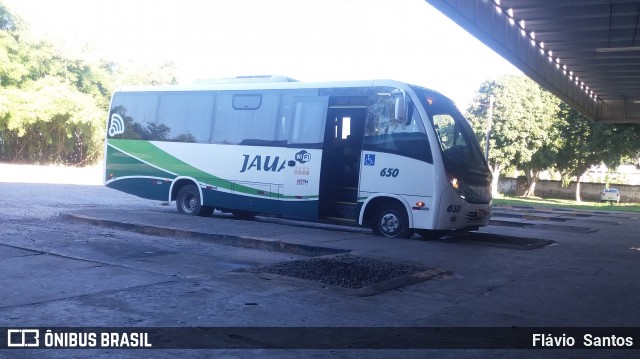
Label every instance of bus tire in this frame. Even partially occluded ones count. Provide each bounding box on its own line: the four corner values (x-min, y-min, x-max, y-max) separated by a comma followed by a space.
176, 184, 208, 216
372, 202, 413, 238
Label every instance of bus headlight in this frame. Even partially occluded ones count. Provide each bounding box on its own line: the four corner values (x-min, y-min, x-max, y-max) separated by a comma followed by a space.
447, 173, 466, 199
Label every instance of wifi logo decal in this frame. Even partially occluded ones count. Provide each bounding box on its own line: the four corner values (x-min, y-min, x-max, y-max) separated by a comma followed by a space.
108, 114, 125, 137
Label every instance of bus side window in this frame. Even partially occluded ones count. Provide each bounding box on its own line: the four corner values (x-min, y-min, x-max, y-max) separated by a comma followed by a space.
278, 90, 327, 147
157, 91, 215, 143
212, 91, 280, 145
291, 100, 326, 144
109, 92, 159, 140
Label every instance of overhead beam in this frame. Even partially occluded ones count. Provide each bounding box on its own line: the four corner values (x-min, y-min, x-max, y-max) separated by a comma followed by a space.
425, 0, 640, 123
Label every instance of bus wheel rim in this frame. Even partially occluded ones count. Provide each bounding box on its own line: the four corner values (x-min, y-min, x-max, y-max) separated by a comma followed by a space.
183, 193, 196, 213
380, 212, 400, 236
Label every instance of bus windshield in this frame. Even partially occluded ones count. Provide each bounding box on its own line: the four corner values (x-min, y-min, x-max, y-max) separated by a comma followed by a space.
412, 87, 491, 201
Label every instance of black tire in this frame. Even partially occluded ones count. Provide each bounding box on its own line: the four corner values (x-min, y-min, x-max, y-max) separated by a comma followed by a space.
231, 210, 257, 219
372, 202, 413, 238
176, 184, 210, 217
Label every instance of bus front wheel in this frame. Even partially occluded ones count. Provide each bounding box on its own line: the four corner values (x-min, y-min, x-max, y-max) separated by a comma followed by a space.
372, 203, 413, 238
176, 184, 213, 217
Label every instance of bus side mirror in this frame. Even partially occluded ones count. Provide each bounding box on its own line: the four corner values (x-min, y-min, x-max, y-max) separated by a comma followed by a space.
395, 96, 406, 124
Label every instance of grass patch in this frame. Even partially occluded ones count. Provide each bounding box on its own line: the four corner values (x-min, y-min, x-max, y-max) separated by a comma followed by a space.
493, 196, 640, 213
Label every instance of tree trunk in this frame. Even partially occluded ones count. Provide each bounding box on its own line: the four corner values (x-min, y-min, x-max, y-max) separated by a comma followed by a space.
490, 163, 502, 197
575, 180, 582, 203
523, 169, 538, 197
524, 178, 537, 197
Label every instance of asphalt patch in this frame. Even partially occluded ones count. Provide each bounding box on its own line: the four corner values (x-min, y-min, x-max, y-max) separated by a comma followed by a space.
454, 232, 555, 250
249, 254, 450, 296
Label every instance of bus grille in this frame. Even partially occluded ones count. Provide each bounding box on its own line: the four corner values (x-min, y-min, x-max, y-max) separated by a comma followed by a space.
466, 209, 490, 222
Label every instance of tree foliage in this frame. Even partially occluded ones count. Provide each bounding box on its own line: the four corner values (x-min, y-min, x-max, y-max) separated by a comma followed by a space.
0, 23, 110, 165
0, 2, 22, 31
466, 75, 640, 200
553, 104, 603, 201
116, 61, 178, 87
0, 3, 177, 165
466, 75, 560, 196
555, 104, 640, 201
1, 77, 104, 164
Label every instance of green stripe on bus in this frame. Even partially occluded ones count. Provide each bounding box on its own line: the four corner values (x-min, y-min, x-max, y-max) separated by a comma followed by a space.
106, 145, 176, 180
107, 139, 317, 200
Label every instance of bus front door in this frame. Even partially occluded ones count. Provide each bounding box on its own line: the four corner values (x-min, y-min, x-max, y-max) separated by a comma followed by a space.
318, 101, 366, 224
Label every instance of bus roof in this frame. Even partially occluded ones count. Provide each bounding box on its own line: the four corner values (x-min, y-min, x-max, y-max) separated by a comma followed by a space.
113, 78, 436, 95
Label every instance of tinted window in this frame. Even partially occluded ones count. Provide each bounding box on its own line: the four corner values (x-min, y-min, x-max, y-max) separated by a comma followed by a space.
278, 90, 327, 147
364, 89, 432, 163
108, 92, 159, 140
433, 114, 465, 152
157, 92, 215, 143
416, 89, 488, 176
291, 98, 327, 145
212, 91, 280, 145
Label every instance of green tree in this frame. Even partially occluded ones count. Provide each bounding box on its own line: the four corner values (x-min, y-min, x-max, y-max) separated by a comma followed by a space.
1, 2, 178, 166
600, 124, 640, 169
554, 104, 640, 202
0, 77, 104, 164
0, 1, 23, 31
0, 30, 29, 86
554, 104, 597, 202
0, 3, 111, 165
466, 75, 560, 197
117, 61, 178, 86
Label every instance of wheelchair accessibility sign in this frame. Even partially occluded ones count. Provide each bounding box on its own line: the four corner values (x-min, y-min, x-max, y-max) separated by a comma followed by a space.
364, 154, 376, 166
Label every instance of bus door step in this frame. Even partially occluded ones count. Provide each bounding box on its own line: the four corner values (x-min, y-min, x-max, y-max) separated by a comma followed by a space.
320, 186, 358, 202
320, 201, 358, 220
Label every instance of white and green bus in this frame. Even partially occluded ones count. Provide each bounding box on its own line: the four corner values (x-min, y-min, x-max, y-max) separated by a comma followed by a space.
104, 76, 491, 238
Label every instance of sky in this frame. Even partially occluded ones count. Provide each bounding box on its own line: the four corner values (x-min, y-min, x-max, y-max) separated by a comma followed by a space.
3, 0, 521, 108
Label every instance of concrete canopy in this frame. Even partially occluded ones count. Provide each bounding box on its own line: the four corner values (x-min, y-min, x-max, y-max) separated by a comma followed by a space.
426, 0, 640, 124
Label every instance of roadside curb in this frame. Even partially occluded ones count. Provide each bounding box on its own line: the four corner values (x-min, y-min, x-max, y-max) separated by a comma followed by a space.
62, 213, 349, 257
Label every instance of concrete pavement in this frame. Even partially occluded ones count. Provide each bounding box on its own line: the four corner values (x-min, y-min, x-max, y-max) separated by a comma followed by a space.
1, 196, 639, 357
60, 204, 640, 327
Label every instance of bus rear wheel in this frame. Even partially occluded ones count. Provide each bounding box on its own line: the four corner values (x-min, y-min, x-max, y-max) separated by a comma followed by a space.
372, 202, 413, 238
176, 184, 212, 217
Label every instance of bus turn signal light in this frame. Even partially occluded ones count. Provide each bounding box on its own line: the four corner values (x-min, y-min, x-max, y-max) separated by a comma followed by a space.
412, 202, 427, 210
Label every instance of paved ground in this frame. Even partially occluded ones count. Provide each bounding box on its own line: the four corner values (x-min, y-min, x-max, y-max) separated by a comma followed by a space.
0, 167, 639, 358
